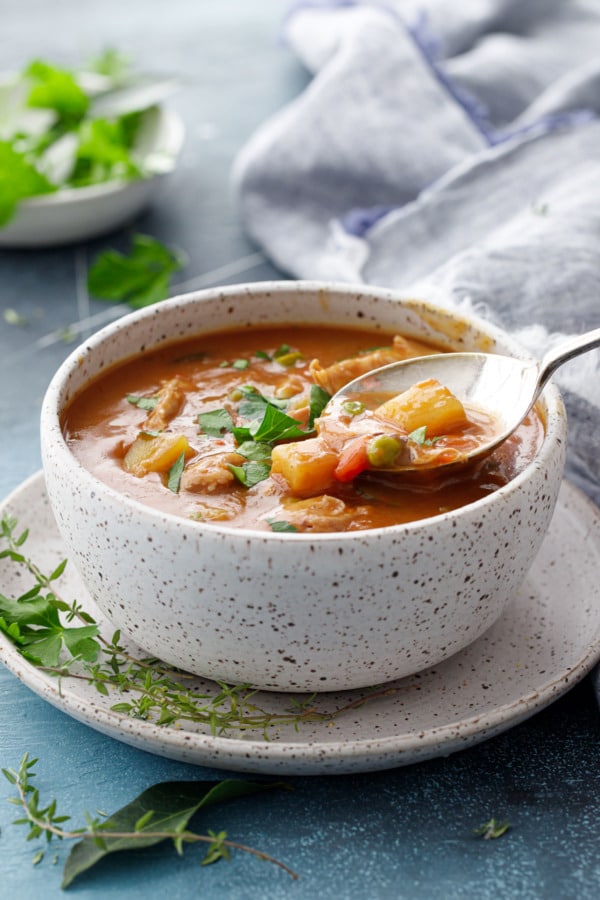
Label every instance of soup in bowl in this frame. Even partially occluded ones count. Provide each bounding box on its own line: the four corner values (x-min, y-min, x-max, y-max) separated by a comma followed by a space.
40, 282, 567, 691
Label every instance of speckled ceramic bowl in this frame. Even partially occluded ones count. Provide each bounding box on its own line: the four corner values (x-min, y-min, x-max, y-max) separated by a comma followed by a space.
40, 282, 567, 692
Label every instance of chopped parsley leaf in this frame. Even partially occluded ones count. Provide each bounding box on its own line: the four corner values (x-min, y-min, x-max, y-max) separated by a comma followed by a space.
267, 520, 298, 533
198, 408, 234, 437
127, 394, 159, 411
166, 452, 186, 493
228, 460, 271, 488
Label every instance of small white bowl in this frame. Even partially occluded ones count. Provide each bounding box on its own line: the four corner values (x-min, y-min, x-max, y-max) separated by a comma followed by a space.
40, 282, 567, 692
0, 103, 184, 248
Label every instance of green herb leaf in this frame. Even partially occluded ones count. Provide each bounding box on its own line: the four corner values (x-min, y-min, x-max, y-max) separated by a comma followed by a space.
0, 141, 56, 226
167, 452, 186, 494
62, 780, 282, 888
236, 441, 272, 462
126, 394, 159, 411
25, 60, 89, 124
87, 234, 186, 308
0, 590, 100, 666
229, 461, 271, 488
308, 384, 330, 427
231, 359, 249, 370
69, 116, 143, 187
237, 386, 287, 418
198, 408, 234, 437
408, 426, 442, 447
267, 520, 298, 533
201, 829, 231, 865
408, 425, 427, 445
250, 405, 307, 443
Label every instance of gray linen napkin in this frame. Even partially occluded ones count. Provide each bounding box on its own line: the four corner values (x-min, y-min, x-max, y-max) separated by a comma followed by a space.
233, 0, 600, 510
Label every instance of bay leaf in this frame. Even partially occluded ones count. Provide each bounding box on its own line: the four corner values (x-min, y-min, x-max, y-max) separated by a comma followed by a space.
62, 779, 282, 888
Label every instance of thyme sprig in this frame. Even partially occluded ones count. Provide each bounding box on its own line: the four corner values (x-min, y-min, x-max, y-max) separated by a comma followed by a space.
0, 514, 413, 737
3, 754, 298, 886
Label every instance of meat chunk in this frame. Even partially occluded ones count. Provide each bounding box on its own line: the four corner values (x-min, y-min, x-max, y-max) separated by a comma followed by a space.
144, 377, 191, 431
272, 494, 370, 532
180, 451, 246, 493
309, 335, 437, 396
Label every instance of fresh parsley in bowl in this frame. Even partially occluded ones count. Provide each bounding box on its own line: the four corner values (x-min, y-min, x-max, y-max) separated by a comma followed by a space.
0, 54, 183, 246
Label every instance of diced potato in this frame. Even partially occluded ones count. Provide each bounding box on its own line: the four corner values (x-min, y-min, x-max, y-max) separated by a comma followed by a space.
271, 438, 339, 495
124, 433, 194, 477
374, 378, 468, 437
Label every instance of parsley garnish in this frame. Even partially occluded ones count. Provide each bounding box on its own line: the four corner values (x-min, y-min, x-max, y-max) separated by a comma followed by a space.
198, 408, 234, 437
247, 405, 307, 443
267, 520, 298, 533
308, 384, 330, 427
408, 425, 442, 446
0, 56, 180, 226
0, 142, 56, 226
166, 452, 186, 493
236, 441, 272, 462
87, 233, 186, 308
200, 384, 325, 490
228, 461, 271, 488
25, 59, 89, 124
237, 385, 287, 417
127, 393, 159, 411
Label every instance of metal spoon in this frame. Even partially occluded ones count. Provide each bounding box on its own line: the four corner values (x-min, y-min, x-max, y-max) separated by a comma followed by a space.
332, 325, 600, 468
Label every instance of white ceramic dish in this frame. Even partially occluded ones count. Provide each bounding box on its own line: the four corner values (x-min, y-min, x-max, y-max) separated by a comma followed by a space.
1, 471, 598, 776
0, 96, 184, 248
40, 283, 567, 692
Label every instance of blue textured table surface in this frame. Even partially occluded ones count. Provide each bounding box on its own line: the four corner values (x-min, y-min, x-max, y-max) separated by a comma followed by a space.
1, 3, 599, 898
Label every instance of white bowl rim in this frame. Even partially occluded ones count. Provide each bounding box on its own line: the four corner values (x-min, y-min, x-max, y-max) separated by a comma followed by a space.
41, 280, 566, 542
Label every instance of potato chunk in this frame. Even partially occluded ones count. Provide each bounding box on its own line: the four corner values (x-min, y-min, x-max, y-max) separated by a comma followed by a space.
124, 433, 194, 477
374, 378, 468, 437
271, 438, 339, 495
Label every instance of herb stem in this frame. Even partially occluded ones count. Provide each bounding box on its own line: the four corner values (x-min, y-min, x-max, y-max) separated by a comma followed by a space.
8, 762, 298, 880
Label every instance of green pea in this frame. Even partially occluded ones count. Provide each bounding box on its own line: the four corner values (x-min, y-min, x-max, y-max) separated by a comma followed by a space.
366, 434, 404, 467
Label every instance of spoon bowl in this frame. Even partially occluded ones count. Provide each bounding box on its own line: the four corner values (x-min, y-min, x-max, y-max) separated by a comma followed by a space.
333, 326, 600, 469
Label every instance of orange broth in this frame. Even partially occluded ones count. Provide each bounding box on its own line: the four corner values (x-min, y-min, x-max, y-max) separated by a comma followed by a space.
62, 325, 545, 533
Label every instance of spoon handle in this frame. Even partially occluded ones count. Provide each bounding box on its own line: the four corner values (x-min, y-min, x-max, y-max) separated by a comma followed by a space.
537, 325, 600, 396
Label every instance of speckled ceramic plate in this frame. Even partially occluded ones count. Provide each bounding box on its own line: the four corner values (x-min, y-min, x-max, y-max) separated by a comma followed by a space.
1, 471, 599, 775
